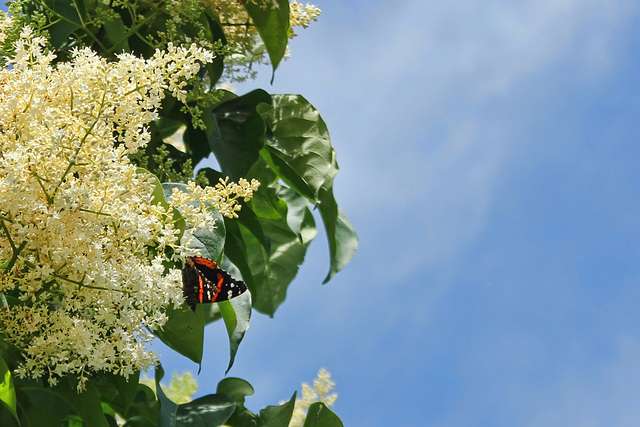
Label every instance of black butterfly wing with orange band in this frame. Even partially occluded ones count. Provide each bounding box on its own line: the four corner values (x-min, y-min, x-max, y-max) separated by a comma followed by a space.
182, 256, 248, 312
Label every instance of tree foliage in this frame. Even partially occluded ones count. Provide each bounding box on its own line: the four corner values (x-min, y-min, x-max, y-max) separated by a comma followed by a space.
0, 0, 354, 425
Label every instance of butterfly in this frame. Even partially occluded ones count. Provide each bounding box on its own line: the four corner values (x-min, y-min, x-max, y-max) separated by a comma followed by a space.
182, 256, 247, 312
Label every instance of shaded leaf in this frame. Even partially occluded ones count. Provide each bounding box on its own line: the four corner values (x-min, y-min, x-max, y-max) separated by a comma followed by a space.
317, 188, 358, 283
43, 0, 86, 47
101, 14, 130, 53
156, 366, 178, 427
216, 378, 254, 406
94, 371, 140, 415
243, 0, 290, 79
123, 384, 160, 426
257, 392, 296, 427
218, 289, 252, 374
154, 304, 205, 366
51, 376, 110, 427
302, 402, 343, 427
210, 90, 271, 180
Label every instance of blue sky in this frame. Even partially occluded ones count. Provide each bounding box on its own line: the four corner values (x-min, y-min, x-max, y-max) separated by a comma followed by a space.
158, 1, 640, 425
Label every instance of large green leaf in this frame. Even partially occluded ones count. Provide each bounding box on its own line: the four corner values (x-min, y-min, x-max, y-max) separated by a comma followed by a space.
51, 376, 110, 427
202, 14, 227, 88
93, 371, 140, 416
218, 155, 318, 315
0, 357, 18, 424
154, 304, 205, 366
317, 188, 358, 283
256, 392, 296, 427
218, 289, 252, 374
302, 402, 343, 427
216, 378, 257, 426
257, 95, 357, 283
216, 378, 254, 405
156, 365, 178, 427
243, 0, 290, 78
42, 0, 86, 48
224, 183, 316, 315
10, 378, 72, 426
101, 12, 130, 53
210, 90, 271, 180
122, 384, 160, 426
175, 394, 235, 426
257, 94, 337, 201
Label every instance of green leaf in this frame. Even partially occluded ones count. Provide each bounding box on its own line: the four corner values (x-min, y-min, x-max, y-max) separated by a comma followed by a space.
101, 14, 130, 53
201, 168, 267, 248
257, 391, 296, 427
156, 365, 178, 427
43, 0, 86, 47
154, 304, 205, 366
216, 378, 257, 426
216, 378, 254, 406
257, 95, 358, 282
210, 90, 271, 180
224, 160, 317, 315
51, 376, 110, 427
218, 289, 252, 374
184, 122, 214, 167
175, 394, 235, 426
193, 214, 226, 262
203, 14, 227, 87
257, 94, 337, 201
157, 118, 185, 141
94, 371, 140, 415
302, 402, 343, 427
123, 384, 160, 426
317, 188, 358, 283
243, 0, 290, 79
8, 379, 70, 425
0, 338, 20, 377
0, 358, 18, 425
112, 372, 140, 414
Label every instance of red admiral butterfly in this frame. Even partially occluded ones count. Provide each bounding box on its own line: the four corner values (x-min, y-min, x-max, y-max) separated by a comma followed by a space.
182, 256, 248, 312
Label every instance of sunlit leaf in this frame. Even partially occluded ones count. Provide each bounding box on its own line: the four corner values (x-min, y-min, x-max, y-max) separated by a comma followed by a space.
175, 394, 235, 426
0, 358, 18, 424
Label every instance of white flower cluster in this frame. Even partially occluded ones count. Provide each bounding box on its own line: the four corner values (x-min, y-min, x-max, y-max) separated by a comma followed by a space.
0, 25, 254, 390
289, 1, 321, 37
171, 178, 260, 232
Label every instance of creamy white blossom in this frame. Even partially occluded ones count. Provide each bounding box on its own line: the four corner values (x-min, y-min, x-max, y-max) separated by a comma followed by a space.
0, 26, 256, 390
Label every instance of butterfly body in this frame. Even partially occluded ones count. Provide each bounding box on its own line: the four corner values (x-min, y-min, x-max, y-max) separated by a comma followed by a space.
182, 256, 247, 311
